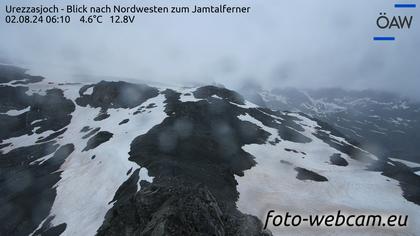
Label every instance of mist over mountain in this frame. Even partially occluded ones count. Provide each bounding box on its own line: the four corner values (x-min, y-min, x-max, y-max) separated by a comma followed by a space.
240, 84, 420, 164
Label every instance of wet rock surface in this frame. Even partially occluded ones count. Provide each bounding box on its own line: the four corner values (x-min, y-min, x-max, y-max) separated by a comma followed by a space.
119, 118, 129, 125
0, 143, 74, 235
0, 66, 76, 236
94, 110, 110, 121
82, 131, 113, 151
193, 85, 246, 105
32, 216, 67, 236
0, 86, 75, 141
295, 167, 328, 182
98, 178, 270, 236
329, 153, 349, 166
99, 87, 272, 235
0, 65, 44, 85
76, 81, 159, 110
36, 128, 67, 143
82, 127, 100, 139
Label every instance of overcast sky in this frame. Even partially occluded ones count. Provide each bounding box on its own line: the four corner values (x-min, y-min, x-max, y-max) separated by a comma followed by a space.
1, 0, 419, 99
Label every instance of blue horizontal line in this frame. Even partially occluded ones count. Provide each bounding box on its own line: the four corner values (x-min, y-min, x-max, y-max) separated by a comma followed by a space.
395, 4, 416, 8
373, 37, 395, 41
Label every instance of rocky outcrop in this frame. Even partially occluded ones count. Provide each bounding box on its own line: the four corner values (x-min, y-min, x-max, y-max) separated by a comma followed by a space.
98, 177, 270, 236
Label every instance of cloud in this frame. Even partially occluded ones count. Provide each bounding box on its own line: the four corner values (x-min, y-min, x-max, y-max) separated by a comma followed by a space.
1, 0, 419, 99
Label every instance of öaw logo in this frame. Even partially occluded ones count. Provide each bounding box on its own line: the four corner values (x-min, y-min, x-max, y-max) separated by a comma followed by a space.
374, 2, 416, 41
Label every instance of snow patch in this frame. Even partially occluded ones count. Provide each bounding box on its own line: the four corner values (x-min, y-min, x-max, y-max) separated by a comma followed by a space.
2, 106, 30, 116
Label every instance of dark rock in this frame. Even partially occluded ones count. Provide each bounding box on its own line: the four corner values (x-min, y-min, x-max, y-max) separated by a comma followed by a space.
280, 160, 293, 165
119, 119, 129, 125
284, 148, 299, 153
194, 86, 245, 105
94, 110, 110, 121
98, 178, 270, 236
146, 103, 157, 109
0, 87, 75, 142
268, 137, 281, 145
295, 167, 328, 182
80, 126, 91, 133
329, 153, 348, 166
98, 87, 272, 235
0, 86, 31, 113
82, 127, 100, 139
76, 81, 159, 110
36, 128, 67, 143
31, 216, 67, 236
0, 143, 11, 149
0, 65, 44, 84
0, 143, 74, 235
109, 169, 140, 204
82, 131, 113, 151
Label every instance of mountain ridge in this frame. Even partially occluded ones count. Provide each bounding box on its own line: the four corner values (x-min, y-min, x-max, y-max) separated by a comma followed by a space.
0, 65, 419, 236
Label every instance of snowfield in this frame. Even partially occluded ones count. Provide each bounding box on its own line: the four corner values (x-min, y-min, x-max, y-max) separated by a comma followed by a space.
235, 112, 419, 236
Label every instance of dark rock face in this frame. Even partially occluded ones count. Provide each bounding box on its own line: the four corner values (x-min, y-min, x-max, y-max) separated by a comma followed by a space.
285, 148, 299, 153
0, 66, 72, 139
119, 119, 129, 125
76, 81, 159, 110
82, 131, 113, 151
98, 87, 272, 235
295, 167, 328, 182
0, 85, 30, 112
193, 86, 246, 105
330, 153, 349, 166
0, 87, 75, 141
0, 66, 77, 236
0, 143, 74, 236
82, 127, 100, 139
36, 128, 67, 143
0, 65, 44, 84
80, 126, 91, 133
32, 216, 67, 236
98, 177, 270, 236
94, 110, 110, 121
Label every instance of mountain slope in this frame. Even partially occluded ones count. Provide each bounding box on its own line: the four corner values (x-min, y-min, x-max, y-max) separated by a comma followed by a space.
240, 86, 420, 164
0, 65, 419, 236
